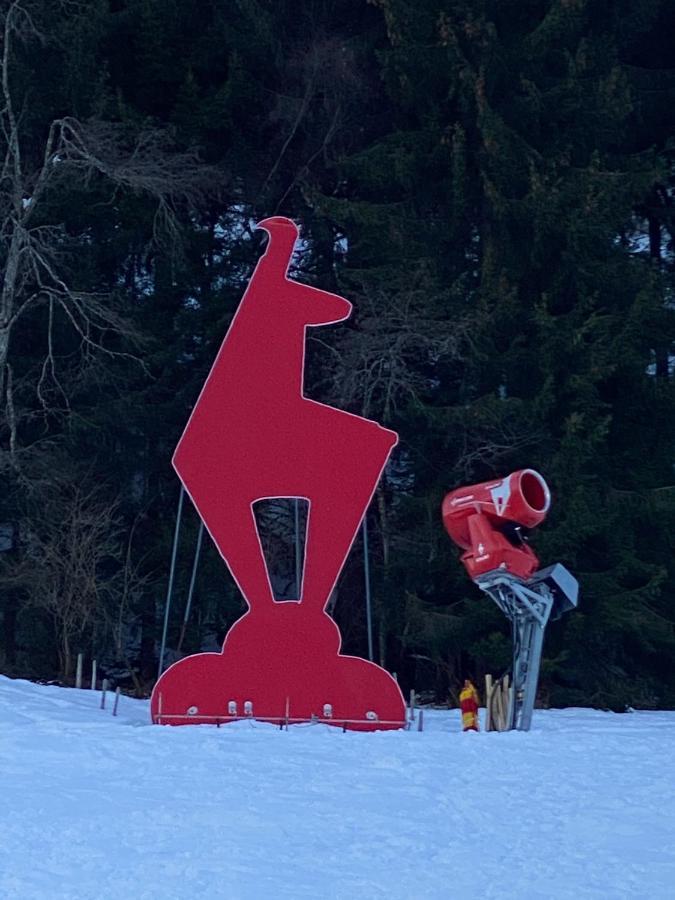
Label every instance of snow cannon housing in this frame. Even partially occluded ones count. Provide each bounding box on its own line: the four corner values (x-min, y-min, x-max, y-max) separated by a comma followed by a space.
442, 469, 551, 581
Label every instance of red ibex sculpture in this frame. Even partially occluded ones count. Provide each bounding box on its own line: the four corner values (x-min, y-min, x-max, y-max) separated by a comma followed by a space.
151, 217, 406, 729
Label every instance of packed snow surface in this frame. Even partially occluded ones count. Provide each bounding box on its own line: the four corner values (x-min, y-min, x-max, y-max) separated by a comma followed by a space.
1, 676, 674, 899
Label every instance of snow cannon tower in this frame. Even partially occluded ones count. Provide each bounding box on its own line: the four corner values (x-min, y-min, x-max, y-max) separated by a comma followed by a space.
442, 470, 578, 731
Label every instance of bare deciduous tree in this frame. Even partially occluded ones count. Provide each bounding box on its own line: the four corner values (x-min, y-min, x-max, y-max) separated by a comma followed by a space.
4, 481, 121, 679
0, 0, 218, 468
310, 263, 470, 421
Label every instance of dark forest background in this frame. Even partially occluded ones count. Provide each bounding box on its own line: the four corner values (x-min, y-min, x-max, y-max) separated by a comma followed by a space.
1, 0, 675, 709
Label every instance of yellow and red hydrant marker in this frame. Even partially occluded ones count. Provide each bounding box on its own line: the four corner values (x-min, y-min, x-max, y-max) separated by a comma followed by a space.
459, 680, 480, 732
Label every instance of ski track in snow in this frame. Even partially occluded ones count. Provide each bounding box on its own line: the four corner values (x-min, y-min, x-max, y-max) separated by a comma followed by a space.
1, 675, 674, 899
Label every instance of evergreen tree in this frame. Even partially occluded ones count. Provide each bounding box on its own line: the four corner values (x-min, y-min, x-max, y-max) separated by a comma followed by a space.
1, 0, 674, 707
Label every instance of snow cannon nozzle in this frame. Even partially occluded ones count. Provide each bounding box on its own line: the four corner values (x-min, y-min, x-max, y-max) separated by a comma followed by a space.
441, 469, 551, 581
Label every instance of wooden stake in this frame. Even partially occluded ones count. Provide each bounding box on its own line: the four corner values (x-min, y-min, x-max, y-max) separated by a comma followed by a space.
90, 659, 97, 691
417, 708, 424, 732
112, 687, 120, 717
75, 653, 83, 690
488, 675, 512, 732
494, 678, 504, 731
100, 679, 108, 710
409, 689, 416, 722
485, 674, 493, 732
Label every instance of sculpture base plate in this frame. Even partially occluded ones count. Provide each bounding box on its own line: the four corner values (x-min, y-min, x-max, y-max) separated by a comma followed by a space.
151, 605, 406, 732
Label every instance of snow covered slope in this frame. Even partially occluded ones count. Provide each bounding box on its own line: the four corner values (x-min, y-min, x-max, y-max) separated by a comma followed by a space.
1, 675, 674, 899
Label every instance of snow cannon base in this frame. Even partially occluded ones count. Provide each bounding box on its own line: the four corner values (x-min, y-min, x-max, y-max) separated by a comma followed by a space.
476, 566, 578, 731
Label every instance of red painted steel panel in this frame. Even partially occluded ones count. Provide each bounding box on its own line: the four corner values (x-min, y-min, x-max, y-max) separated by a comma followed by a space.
151, 217, 405, 730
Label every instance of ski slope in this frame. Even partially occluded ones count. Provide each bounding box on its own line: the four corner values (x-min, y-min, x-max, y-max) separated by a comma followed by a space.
1, 675, 674, 899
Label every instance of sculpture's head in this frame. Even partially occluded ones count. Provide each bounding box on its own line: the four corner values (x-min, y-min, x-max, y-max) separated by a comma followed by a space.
255, 216, 352, 327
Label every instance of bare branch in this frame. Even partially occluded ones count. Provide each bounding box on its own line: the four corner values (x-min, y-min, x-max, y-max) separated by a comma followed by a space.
310, 264, 470, 421
2, 479, 124, 678
0, 2, 221, 453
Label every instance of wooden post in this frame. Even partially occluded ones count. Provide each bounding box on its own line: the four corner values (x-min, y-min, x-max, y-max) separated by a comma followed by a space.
112, 687, 120, 717
90, 659, 97, 691
100, 679, 108, 710
485, 674, 493, 732
484, 674, 516, 732
496, 677, 505, 731
75, 653, 83, 690
409, 689, 416, 722
417, 708, 424, 732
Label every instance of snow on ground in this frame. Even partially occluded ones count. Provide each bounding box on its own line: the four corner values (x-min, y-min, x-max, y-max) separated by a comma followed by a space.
1, 676, 674, 900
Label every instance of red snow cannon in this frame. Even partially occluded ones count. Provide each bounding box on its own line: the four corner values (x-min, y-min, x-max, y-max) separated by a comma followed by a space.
442, 469, 551, 581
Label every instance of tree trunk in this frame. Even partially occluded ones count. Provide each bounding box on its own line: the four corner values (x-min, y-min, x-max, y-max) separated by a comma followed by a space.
61, 627, 72, 682
2, 594, 17, 667
0, 326, 8, 400
648, 210, 670, 378
139, 595, 157, 688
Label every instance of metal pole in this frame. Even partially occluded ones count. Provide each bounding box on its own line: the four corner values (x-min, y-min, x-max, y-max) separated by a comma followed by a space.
157, 486, 185, 680
363, 516, 374, 662
294, 499, 302, 599
177, 519, 204, 652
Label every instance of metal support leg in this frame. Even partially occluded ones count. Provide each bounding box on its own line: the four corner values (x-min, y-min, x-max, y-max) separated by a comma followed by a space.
509, 596, 549, 730
477, 574, 554, 731
157, 486, 185, 680
294, 498, 302, 599
176, 519, 204, 653
363, 516, 374, 662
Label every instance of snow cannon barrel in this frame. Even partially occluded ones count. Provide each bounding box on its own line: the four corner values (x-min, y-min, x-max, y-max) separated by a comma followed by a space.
442, 469, 551, 547
441, 469, 551, 581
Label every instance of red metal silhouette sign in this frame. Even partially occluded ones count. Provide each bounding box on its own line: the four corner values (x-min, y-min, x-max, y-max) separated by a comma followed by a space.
151, 217, 406, 730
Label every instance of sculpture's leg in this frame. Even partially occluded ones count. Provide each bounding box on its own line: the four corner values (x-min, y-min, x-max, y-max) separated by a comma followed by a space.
301, 436, 395, 612
216, 502, 276, 609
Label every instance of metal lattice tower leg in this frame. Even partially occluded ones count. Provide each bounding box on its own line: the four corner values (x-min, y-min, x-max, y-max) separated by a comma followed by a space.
477, 574, 555, 731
